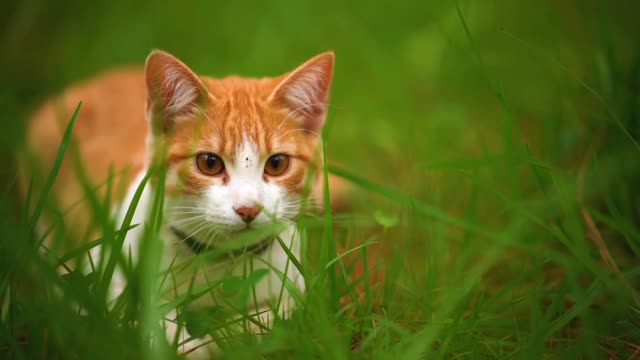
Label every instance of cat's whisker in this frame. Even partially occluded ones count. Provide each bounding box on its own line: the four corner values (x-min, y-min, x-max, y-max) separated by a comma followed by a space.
170, 212, 207, 218
168, 210, 204, 215
173, 218, 221, 236
180, 221, 215, 244
169, 212, 209, 219
170, 218, 208, 229
190, 224, 213, 243
203, 226, 222, 248
172, 199, 206, 207
205, 232, 218, 247
169, 212, 208, 218
183, 219, 210, 233
169, 211, 208, 217
169, 209, 208, 215
170, 206, 207, 212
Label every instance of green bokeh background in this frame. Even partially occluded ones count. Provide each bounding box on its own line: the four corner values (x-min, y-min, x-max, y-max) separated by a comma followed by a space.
2, 1, 639, 196
1, 1, 640, 358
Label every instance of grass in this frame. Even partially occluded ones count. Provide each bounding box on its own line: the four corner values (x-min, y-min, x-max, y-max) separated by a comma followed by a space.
2, 0, 640, 358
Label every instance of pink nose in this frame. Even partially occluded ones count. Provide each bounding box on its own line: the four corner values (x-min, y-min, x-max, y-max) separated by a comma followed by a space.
234, 206, 261, 223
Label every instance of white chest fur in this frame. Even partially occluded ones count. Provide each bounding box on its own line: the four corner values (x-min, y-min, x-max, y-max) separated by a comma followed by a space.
111, 170, 305, 317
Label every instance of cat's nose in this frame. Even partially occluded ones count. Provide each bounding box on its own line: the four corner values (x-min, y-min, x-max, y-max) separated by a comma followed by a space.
234, 206, 261, 223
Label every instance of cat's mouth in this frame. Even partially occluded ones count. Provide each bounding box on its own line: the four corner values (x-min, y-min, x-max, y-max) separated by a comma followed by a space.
169, 225, 273, 257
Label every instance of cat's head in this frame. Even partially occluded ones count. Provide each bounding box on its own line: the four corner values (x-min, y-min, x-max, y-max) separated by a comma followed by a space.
144, 50, 334, 242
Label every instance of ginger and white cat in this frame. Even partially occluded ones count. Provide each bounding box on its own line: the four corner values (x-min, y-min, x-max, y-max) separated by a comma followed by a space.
23, 50, 335, 356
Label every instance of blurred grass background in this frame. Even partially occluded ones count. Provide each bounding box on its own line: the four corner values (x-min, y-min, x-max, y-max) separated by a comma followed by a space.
1, 0, 640, 358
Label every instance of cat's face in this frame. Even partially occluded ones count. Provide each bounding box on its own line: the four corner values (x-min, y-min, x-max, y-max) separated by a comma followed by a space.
144, 51, 333, 242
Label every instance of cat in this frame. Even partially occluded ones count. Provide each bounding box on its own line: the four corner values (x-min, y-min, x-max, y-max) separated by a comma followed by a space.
21, 50, 335, 357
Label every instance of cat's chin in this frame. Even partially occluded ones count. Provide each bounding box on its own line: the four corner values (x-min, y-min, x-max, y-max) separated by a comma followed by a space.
169, 219, 288, 246
225, 221, 287, 239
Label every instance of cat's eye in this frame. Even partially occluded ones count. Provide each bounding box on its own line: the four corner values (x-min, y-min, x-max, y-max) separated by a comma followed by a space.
264, 154, 290, 176
195, 153, 225, 176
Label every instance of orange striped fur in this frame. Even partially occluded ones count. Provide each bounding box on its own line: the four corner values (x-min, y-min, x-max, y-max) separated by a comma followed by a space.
23, 51, 335, 241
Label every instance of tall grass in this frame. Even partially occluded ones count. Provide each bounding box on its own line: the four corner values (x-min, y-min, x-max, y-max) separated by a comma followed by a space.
2, 0, 640, 358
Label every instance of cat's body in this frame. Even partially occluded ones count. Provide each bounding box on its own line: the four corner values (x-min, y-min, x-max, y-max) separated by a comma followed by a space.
22, 51, 335, 356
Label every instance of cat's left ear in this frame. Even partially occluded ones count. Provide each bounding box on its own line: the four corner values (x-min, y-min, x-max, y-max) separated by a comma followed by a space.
268, 51, 334, 132
145, 50, 209, 133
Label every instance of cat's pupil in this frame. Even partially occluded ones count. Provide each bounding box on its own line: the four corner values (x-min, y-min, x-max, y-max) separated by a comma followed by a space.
206, 155, 217, 169
270, 156, 281, 169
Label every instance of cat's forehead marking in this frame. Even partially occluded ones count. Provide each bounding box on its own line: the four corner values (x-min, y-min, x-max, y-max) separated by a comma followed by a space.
236, 135, 259, 168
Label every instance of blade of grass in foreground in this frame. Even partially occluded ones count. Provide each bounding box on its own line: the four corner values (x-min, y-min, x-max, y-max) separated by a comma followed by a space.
328, 165, 497, 240
139, 159, 169, 359
57, 225, 139, 265
321, 137, 339, 312
99, 168, 154, 301
28, 102, 82, 230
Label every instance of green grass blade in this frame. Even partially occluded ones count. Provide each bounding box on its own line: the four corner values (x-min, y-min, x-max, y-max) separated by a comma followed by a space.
28, 102, 82, 228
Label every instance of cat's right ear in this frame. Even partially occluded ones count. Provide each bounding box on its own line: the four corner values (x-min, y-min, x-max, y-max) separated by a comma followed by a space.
267, 51, 334, 133
145, 50, 208, 133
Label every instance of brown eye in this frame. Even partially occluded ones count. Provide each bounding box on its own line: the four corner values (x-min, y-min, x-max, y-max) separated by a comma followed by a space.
264, 154, 289, 176
195, 153, 225, 176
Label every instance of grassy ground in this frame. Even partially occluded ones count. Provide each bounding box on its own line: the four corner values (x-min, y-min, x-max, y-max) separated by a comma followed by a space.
2, 0, 640, 358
